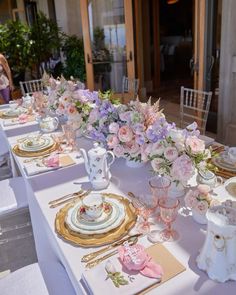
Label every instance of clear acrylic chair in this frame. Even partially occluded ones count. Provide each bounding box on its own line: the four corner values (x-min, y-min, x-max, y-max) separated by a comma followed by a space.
180, 86, 212, 135
122, 76, 139, 102
20, 79, 44, 96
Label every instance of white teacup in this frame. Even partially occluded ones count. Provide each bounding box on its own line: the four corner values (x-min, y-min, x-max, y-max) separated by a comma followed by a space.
198, 170, 223, 188
228, 147, 236, 164
82, 194, 104, 219
9, 101, 18, 110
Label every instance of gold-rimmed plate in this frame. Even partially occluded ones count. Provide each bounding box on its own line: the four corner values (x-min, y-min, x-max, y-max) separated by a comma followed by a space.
55, 193, 137, 247
12, 142, 59, 157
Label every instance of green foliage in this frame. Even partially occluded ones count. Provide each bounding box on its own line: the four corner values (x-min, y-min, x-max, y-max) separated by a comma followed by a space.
30, 12, 62, 75
0, 20, 31, 75
98, 90, 120, 105
62, 34, 86, 81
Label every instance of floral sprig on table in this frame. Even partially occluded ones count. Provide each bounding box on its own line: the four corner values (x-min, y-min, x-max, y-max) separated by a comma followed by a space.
184, 184, 220, 215
149, 122, 212, 186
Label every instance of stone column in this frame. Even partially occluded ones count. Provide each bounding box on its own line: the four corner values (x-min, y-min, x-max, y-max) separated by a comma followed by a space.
217, 0, 236, 145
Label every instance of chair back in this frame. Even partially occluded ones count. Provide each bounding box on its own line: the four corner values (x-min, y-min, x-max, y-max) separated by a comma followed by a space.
20, 79, 44, 96
122, 76, 139, 96
180, 86, 212, 135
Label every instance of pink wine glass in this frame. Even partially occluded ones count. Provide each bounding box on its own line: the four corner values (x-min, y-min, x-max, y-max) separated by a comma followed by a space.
158, 197, 180, 242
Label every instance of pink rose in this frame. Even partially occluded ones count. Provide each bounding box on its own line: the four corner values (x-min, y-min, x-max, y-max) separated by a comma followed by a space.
171, 154, 194, 183
18, 113, 28, 124
118, 126, 133, 143
195, 200, 209, 215
197, 184, 211, 195
119, 111, 131, 122
125, 140, 140, 157
151, 158, 165, 173
67, 104, 77, 115
109, 122, 119, 134
164, 147, 178, 162
150, 141, 165, 157
185, 136, 205, 154
107, 135, 119, 149
184, 190, 198, 209
141, 144, 153, 162
113, 145, 125, 158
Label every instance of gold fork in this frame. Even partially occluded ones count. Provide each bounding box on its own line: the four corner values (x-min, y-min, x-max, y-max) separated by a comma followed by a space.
48, 189, 84, 205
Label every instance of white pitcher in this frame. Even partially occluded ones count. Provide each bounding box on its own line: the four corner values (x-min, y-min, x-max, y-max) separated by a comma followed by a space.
80, 143, 115, 190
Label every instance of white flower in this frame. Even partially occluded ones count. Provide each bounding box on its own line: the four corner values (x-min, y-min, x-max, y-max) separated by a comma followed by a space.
151, 158, 165, 173
164, 147, 178, 162
105, 260, 116, 274
150, 141, 165, 157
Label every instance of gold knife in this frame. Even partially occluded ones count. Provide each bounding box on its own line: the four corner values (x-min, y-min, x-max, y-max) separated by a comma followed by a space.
48, 189, 84, 205
85, 236, 139, 269
50, 190, 91, 208
81, 234, 141, 263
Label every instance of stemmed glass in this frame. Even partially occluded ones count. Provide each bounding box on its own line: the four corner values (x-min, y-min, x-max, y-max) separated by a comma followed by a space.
135, 193, 158, 234
61, 123, 77, 151
158, 197, 180, 242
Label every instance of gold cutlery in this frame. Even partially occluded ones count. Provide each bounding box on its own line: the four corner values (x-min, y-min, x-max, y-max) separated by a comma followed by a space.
50, 190, 91, 208
127, 191, 145, 208
85, 235, 139, 269
81, 234, 141, 263
48, 189, 84, 205
23, 155, 49, 163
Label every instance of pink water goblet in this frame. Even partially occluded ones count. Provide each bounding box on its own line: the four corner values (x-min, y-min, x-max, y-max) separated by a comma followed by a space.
158, 197, 180, 242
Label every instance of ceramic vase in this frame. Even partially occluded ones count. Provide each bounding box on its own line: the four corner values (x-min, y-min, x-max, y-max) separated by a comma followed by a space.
192, 208, 207, 225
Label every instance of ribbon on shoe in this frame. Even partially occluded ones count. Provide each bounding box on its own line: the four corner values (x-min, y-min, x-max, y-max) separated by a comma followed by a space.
118, 243, 163, 279
42, 154, 59, 168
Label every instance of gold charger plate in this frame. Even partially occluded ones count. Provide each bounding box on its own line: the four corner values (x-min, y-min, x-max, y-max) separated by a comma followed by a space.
0, 111, 19, 119
12, 142, 59, 157
55, 193, 137, 247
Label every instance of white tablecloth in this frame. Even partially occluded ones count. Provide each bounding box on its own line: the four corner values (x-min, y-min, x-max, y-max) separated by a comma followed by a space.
3, 131, 236, 294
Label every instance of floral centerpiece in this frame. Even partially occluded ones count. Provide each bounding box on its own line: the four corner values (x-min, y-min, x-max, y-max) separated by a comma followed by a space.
87, 97, 167, 166
149, 122, 211, 192
184, 184, 220, 224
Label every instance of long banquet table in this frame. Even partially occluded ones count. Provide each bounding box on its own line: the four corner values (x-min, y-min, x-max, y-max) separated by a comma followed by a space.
1, 112, 236, 294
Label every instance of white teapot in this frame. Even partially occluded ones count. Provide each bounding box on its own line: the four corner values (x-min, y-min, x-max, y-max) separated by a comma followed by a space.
80, 143, 115, 190
38, 116, 59, 133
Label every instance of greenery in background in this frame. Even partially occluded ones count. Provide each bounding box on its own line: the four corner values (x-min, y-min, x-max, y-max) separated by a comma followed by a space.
30, 12, 62, 77
0, 12, 86, 83
0, 20, 31, 81
62, 34, 86, 82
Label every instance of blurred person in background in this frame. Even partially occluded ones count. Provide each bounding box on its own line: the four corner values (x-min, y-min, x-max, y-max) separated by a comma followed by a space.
0, 53, 13, 104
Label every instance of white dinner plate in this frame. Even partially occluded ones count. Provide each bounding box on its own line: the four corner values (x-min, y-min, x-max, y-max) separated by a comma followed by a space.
211, 151, 236, 172
3, 107, 26, 117
18, 136, 54, 152
66, 197, 125, 235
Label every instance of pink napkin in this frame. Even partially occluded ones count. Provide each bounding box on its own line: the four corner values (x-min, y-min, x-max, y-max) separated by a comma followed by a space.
118, 243, 163, 279
43, 154, 59, 168
18, 114, 29, 124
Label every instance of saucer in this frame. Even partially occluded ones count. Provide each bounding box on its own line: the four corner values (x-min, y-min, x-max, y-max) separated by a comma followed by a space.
224, 177, 236, 198
19, 136, 54, 152
66, 197, 125, 235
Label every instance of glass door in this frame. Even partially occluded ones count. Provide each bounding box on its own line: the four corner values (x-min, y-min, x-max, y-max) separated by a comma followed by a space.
80, 0, 135, 93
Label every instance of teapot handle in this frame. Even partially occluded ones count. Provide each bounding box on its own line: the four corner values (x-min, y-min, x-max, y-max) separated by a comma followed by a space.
106, 151, 115, 167
53, 117, 59, 127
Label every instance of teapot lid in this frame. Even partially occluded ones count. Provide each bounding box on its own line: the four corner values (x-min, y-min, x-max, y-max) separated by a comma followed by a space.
88, 142, 106, 157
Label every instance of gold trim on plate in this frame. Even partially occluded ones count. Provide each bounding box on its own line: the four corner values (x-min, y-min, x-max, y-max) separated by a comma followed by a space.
55, 193, 137, 247
12, 142, 59, 157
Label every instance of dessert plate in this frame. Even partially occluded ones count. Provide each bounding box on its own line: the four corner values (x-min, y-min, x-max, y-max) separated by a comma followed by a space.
3, 107, 26, 117
66, 197, 125, 235
211, 151, 236, 172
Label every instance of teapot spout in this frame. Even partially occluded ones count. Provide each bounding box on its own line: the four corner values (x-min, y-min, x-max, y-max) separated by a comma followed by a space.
80, 148, 90, 174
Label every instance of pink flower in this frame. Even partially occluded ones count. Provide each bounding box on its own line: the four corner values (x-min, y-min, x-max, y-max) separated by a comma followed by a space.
88, 109, 99, 124
109, 122, 119, 134
195, 200, 209, 215
118, 126, 133, 143
107, 135, 119, 149
185, 190, 198, 209
119, 111, 131, 122
150, 141, 165, 157
171, 155, 194, 183
197, 184, 211, 195
125, 140, 140, 157
113, 145, 125, 157
67, 104, 77, 115
18, 113, 28, 123
185, 136, 205, 154
151, 158, 165, 173
164, 147, 178, 162
141, 144, 153, 162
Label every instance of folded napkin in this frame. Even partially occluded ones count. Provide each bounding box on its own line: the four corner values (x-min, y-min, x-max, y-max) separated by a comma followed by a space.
81, 244, 186, 295
3, 114, 35, 127
0, 180, 17, 213
24, 154, 75, 176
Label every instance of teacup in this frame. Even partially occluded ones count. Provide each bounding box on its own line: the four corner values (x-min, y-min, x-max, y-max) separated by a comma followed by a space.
228, 147, 236, 164
9, 101, 18, 110
82, 194, 104, 219
198, 170, 223, 188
